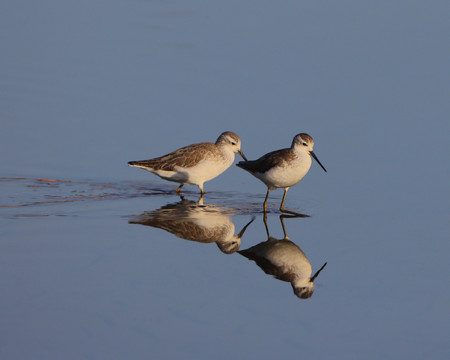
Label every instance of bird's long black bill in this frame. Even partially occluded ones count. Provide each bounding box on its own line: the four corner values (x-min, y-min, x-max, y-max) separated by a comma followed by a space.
311, 262, 327, 282
310, 151, 327, 173
238, 150, 248, 161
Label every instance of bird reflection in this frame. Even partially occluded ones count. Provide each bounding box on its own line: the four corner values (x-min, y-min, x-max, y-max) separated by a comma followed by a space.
129, 196, 255, 254
238, 215, 327, 299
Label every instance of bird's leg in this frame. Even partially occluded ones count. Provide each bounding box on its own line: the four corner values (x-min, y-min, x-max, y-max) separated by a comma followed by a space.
176, 184, 184, 194
263, 189, 270, 213
198, 184, 205, 195
279, 187, 309, 217
279, 187, 289, 212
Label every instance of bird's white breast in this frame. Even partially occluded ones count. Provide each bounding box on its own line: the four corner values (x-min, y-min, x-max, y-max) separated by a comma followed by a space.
260, 152, 312, 189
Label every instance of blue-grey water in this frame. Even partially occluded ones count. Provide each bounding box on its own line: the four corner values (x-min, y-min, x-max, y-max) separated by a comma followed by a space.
1, 1, 449, 359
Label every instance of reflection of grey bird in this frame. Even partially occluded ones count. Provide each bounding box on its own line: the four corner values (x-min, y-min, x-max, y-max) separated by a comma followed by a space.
128, 131, 247, 195
238, 215, 327, 298
129, 198, 254, 254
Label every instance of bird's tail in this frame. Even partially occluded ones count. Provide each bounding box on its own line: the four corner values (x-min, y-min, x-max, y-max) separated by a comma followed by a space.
128, 160, 154, 170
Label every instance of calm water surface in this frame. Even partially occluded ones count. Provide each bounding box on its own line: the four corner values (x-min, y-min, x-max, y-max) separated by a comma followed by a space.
1, 1, 449, 359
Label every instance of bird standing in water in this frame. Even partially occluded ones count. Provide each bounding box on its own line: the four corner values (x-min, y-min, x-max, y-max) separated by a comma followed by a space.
129, 131, 247, 195
237, 133, 326, 215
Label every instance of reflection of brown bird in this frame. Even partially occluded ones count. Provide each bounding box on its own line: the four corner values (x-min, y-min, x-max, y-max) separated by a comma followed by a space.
129, 198, 254, 254
238, 215, 327, 298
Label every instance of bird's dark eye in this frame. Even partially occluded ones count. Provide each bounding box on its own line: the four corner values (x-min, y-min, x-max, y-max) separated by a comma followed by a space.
302, 142, 307, 146
231, 142, 237, 145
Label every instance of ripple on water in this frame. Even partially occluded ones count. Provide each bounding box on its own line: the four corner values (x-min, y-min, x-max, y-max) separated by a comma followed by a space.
0, 177, 281, 218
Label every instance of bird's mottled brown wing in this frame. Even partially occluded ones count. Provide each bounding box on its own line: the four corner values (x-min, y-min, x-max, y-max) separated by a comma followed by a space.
130, 142, 219, 170
237, 148, 293, 173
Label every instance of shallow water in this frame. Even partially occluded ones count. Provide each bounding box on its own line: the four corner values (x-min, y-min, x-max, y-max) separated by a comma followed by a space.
1, 1, 449, 359
1, 177, 448, 359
